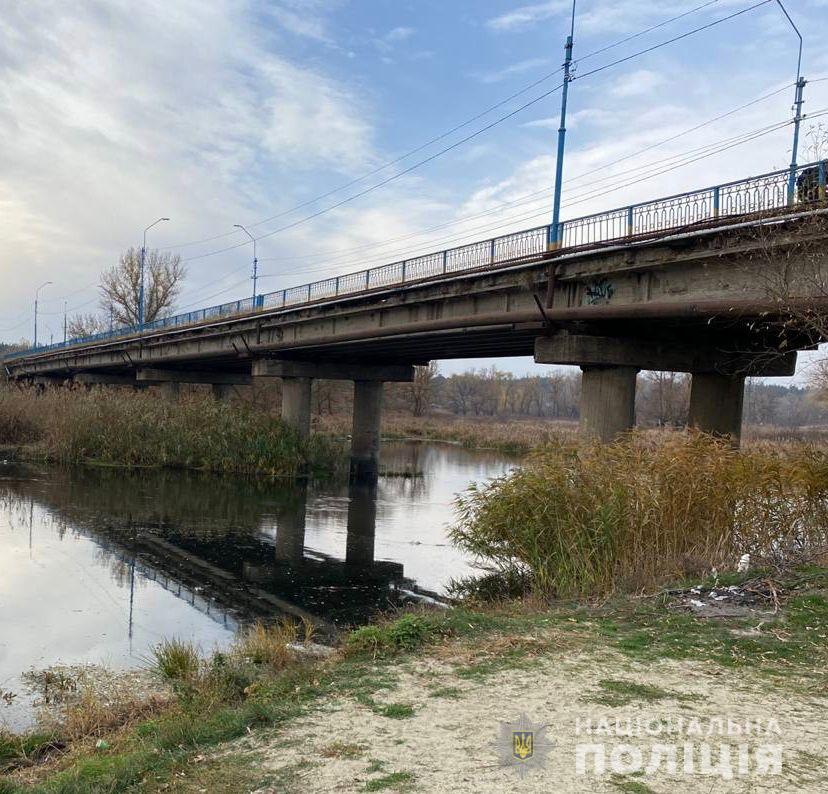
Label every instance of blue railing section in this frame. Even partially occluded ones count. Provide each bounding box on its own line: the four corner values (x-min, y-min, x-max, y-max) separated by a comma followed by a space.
6, 161, 827, 361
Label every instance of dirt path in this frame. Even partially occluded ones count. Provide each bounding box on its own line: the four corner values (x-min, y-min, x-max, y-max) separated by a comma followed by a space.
233, 634, 827, 794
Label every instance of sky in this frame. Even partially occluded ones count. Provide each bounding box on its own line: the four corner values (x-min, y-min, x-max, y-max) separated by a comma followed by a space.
1, 0, 827, 380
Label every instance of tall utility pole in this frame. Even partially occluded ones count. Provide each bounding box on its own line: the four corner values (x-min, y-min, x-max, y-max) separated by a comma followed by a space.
233, 224, 258, 304
548, 0, 576, 250
63, 300, 67, 343
776, 0, 805, 205
139, 217, 169, 326
33, 281, 52, 348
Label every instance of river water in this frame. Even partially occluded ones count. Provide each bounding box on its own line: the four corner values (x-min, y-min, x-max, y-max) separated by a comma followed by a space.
0, 441, 516, 731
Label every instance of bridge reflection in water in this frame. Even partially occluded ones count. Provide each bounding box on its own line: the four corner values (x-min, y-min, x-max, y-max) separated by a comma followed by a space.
0, 442, 511, 638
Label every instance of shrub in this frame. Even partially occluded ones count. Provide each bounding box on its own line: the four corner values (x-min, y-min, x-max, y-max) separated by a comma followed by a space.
0, 385, 344, 476
451, 433, 828, 598
234, 621, 297, 669
153, 639, 201, 681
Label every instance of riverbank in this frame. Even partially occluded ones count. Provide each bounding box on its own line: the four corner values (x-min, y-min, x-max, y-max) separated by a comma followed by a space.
0, 387, 344, 477
2, 566, 827, 792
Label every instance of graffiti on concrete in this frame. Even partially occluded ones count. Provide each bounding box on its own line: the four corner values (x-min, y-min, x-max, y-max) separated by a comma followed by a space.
584, 278, 615, 305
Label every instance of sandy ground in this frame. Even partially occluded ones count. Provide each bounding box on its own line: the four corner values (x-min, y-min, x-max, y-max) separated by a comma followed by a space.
242, 638, 828, 794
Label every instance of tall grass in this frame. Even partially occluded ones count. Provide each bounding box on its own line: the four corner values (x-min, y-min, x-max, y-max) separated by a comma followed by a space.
451, 433, 828, 598
0, 386, 343, 476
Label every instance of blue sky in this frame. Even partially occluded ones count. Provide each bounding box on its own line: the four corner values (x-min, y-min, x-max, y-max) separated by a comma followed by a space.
1, 0, 827, 378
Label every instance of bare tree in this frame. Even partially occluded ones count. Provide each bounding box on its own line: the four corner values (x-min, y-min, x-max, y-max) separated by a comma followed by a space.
100, 248, 186, 326
408, 362, 438, 416
805, 122, 828, 162
67, 313, 110, 338
638, 371, 690, 427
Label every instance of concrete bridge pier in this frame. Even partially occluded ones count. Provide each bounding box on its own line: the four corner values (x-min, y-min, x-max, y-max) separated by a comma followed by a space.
211, 384, 235, 401
689, 373, 745, 443
351, 380, 383, 481
580, 366, 639, 442
535, 333, 796, 446
280, 377, 313, 440
159, 381, 180, 401
252, 360, 415, 479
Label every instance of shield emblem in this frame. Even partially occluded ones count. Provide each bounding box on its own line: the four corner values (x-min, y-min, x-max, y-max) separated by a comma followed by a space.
512, 730, 534, 761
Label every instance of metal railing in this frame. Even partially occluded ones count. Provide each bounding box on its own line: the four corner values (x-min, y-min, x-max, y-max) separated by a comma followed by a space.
6, 161, 827, 361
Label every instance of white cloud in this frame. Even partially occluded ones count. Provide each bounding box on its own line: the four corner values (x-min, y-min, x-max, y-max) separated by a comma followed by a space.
486, 1, 570, 32
478, 57, 551, 84
0, 0, 376, 333
610, 69, 666, 98
374, 26, 416, 54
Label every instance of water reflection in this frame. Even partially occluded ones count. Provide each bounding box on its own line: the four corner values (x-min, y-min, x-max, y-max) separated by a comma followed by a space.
0, 442, 515, 730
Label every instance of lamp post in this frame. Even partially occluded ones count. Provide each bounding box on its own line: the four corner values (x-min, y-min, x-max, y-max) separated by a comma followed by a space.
33, 281, 52, 348
775, 0, 806, 205
140, 217, 169, 326
233, 224, 258, 305
548, 0, 577, 250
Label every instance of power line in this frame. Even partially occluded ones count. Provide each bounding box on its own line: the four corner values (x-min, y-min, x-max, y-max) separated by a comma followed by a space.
164, 0, 731, 254
257, 81, 791, 267
179, 81, 566, 263
573, 0, 774, 83
577, 0, 723, 63
254, 118, 800, 282
2, 1, 786, 332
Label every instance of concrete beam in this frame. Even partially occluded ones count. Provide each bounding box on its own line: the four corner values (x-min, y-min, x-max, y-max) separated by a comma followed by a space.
351, 380, 384, 482
74, 373, 139, 386
253, 359, 414, 382
689, 373, 745, 445
580, 366, 638, 443
137, 368, 251, 385
535, 334, 796, 376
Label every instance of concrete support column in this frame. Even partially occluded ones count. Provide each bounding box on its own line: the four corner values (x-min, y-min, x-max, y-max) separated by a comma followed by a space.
159, 381, 180, 401
211, 384, 235, 401
579, 366, 638, 443
281, 376, 312, 439
689, 373, 745, 444
351, 380, 383, 481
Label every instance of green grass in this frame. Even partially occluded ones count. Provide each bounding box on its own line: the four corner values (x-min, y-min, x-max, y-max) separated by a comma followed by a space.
610, 776, 657, 794
584, 679, 704, 708
153, 639, 201, 681
7, 568, 828, 792
363, 771, 415, 792
428, 686, 463, 699
371, 702, 415, 719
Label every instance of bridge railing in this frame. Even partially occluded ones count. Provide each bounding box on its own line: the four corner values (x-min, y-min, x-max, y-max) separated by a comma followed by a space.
6, 161, 826, 362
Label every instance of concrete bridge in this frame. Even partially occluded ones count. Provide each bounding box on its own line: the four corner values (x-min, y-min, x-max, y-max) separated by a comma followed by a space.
5, 164, 828, 471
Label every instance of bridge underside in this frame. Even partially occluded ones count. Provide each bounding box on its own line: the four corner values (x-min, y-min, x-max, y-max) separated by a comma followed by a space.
6, 211, 828, 456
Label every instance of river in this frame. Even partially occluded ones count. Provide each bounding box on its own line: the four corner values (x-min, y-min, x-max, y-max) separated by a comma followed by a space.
0, 441, 517, 731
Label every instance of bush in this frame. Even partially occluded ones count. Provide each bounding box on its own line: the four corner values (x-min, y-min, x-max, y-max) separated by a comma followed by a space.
451, 433, 828, 598
153, 639, 201, 682
0, 385, 344, 476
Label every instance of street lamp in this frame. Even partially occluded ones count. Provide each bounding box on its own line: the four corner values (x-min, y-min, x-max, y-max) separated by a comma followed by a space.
139, 217, 170, 326
548, 0, 577, 251
775, 0, 806, 206
33, 281, 52, 348
233, 224, 258, 305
